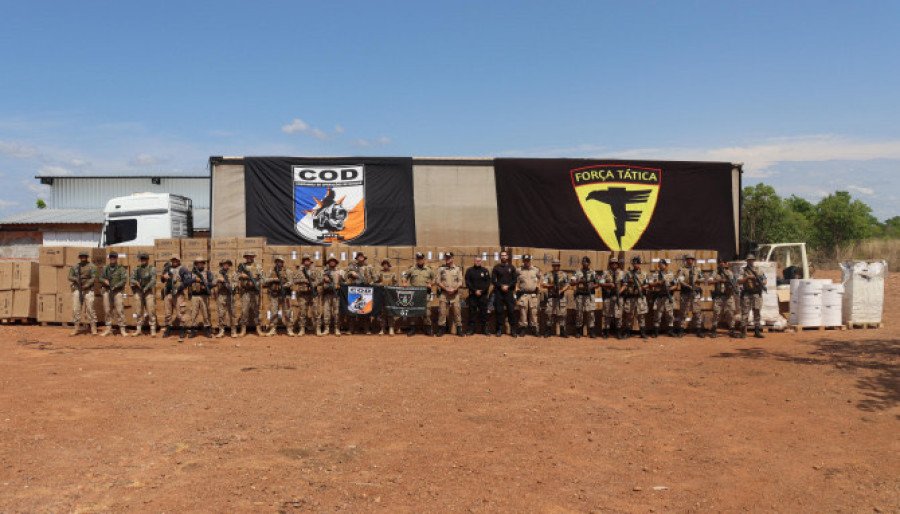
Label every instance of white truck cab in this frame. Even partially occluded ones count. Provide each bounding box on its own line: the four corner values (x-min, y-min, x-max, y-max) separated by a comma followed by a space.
100, 193, 193, 246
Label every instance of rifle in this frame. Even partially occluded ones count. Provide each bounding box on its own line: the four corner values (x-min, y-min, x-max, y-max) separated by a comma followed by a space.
301, 267, 318, 298
191, 267, 209, 296
575, 269, 594, 296
322, 268, 336, 293
656, 270, 673, 302
75, 264, 85, 307
683, 267, 702, 298
629, 270, 645, 299
549, 270, 561, 299
746, 267, 767, 294
238, 263, 260, 291
161, 262, 174, 299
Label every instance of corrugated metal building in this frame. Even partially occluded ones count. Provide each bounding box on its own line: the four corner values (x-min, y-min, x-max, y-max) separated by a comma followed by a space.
0, 174, 210, 257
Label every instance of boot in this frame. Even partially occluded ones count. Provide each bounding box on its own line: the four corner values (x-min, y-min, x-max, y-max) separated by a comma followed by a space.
188, 327, 197, 339
378, 327, 384, 335
216, 327, 225, 338
132, 325, 142, 337
589, 326, 597, 339
424, 325, 433, 337
652, 327, 659, 338
389, 326, 395, 336
495, 327, 503, 337
334, 324, 341, 337
618, 325, 628, 339
286, 325, 296, 337
436, 325, 445, 337
728, 329, 738, 338
482, 325, 490, 336
518, 326, 527, 338
119, 326, 128, 337
230, 326, 237, 338
708, 329, 718, 339
255, 326, 265, 337
666, 327, 676, 337
639, 327, 648, 339
456, 325, 464, 338
754, 326, 764, 339
531, 326, 539, 337
69, 323, 82, 337
177, 327, 186, 342
298, 325, 305, 337
696, 327, 705, 338
319, 323, 328, 336
559, 324, 568, 338
574, 325, 583, 339
150, 325, 157, 337
90, 323, 98, 335
466, 325, 475, 336
544, 325, 552, 338
407, 326, 416, 337
600, 328, 608, 339
740, 326, 747, 339
676, 326, 685, 338
205, 326, 212, 338
99, 325, 112, 337
162, 325, 171, 338
267, 324, 277, 337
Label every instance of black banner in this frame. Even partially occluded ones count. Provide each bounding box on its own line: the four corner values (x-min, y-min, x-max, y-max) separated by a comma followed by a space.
339, 285, 383, 317
382, 286, 429, 319
494, 159, 737, 258
244, 157, 416, 245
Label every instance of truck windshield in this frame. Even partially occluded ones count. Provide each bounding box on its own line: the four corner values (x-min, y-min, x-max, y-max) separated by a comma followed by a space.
105, 219, 138, 245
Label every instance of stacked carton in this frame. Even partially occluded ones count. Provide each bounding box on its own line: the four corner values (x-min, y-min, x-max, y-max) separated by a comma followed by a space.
0, 260, 39, 320
35, 247, 106, 323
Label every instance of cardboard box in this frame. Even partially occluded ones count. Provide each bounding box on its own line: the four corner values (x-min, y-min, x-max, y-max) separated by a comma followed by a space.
183, 250, 210, 264
210, 250, 238, 268
38, 266, 58, 294
0, 261, 13, 290
238, 237, 267, 247
38, 294, 57, 322
210, 238, 238, 250
12, 290, 37, 318
0, 291, 12, 317
237, 247, 264, 260
559, 250, 590, 270
64, 247, 105, 265
182, 238, 209, 253
322, 245, 351, 265
56, 293, 69, 321
154, 238, 182, 257
12, 262, 39, 290
39, 247, 65, 266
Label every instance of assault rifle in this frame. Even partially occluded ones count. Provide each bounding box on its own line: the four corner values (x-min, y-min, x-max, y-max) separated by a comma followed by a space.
301, 267, 318, 298
682, 267, 702, 298
219, 267, 234, 297
656, 270, 673, 302
237, 263, 260, 291
161, 262, 175, 299
75, 264, 85, 306
191, 267, 209, 296
746, 267, 767, 294
322, 269, 336, 293
629, 270, 646, 299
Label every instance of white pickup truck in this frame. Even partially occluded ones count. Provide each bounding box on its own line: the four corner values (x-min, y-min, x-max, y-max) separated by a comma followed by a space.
99, 193, 194, 246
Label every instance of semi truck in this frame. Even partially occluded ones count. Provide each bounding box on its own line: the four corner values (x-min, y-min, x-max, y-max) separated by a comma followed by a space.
99, 193, 193, 247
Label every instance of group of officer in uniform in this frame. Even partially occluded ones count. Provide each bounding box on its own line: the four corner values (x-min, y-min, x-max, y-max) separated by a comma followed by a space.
67, 248, 768, 340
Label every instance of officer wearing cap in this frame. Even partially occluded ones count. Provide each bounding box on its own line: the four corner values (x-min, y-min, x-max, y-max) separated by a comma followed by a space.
161, 254, 192, 341
708, 257, 740, 338
675, 254, 707, 337
515, 254, 541, 337
541, 258, 570, 338
599, 256, 626, 339
188, 256, 214, 338
129, 252, 157, 337
649, 258, 677, 338
99, 251, 129, 337
320, 255, 344, 336
289, 254, 321, 337
571, 256, 599, 338
263, 255, 291, 336
464, 255, 491, 336
402, 252, 436, 336
374, 258, 398, 335
621, 256, 650, 339
345, 252, 376, 335
237, 250, 264, 337
738, 253, 767, 338
214, 258, 238, 338
491, 250, 518, 337
436, 251, 465, 337
67, 249, 98, 336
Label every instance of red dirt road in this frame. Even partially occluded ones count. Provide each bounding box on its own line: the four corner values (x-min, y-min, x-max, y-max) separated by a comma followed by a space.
0, 272, 897, 512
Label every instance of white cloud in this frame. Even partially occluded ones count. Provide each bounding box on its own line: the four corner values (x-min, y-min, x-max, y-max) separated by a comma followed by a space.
131, 153, 161, 166
334, 124, 345, 134
847, 184, 875, 196
0, 140, 40, 159
37, 165, 73, 176
281, 117, 330, 140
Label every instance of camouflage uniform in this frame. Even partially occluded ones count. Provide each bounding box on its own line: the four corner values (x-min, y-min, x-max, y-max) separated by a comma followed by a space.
99, 261, 129, 336
622, 268, 649, 336
515, 261, 541, 335
740, 259, 767, 337
599, 266, 626, 337
214, 264, 238, 338
345, 259, 376, 334
188, 263, 214, 337
264, 261, 292, 336
374, 265, 398, 335
436, 259, 464, 336
289, 260, 320, 336
402, 262, 435, 336
676, 263, 706, 335
237, 260, 264, 335
709, 264, 740, 337
541, 264, 569, 337
130, 260, 157, 336
649, 266, 676, 335
319, 263, 344, 335
161, 260, 190, 339
571, 266, 599, 336
67, 258, 98, 334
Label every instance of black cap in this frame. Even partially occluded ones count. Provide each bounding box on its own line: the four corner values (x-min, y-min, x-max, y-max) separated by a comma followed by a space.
138, 252, 149, 260
108, 251, 119, 258
581, 256, 591, 264
631, 256, 642, 264
381, 259, 391, 266
415, 252, 425, 259
78, 250, 89, 258
444, 251, 454, 258
659, 258, 669, 265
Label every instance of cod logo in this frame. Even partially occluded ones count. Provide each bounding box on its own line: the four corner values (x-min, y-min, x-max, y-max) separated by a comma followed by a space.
293, 165, 366, 244
570, 165, 662, 251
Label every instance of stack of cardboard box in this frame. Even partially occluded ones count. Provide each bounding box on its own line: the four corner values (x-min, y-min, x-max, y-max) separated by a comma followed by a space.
0, 260, 39, 320
34, 247, 106, 323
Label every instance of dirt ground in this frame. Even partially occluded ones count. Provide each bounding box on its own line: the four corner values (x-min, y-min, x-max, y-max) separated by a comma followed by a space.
0, 271, 897, 513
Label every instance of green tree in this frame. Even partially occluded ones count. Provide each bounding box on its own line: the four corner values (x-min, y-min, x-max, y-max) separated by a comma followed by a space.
35, 198, 46, 209
785, 195, 814, 217
741, 184, 812, 244
874, 216, 900, 238
812, 191, 878, 256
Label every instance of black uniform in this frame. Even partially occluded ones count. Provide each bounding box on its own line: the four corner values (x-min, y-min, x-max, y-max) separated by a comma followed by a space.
491, 262, 517, 334
465, 264, 491, 333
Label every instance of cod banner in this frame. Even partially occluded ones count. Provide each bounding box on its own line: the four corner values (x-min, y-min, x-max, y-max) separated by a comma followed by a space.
339, 285, 384, 317
382, 286, 429, 319
244, 157, 416, 245
494, 159, 737, 256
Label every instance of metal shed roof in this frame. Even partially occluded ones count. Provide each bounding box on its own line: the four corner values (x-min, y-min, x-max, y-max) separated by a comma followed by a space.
39, 175, 210, 210
0, 208, 210, 230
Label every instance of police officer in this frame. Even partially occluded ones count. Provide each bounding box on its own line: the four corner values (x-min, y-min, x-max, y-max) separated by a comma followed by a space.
264, 256, 291, 336
374, 259, 398, 335
237, 251, 264, 337
599, 257, 626, 339
129, 252, 157, 337
320, 256, 344, 336
541, 258, 570, 338
289, 254, 320, 336
345, 252, 376, 334
515, 254, 541, 337
161, 254, 191, 341
436, 251, 464, 337
491, 250, 517, 337
622, 256, 649, 339
571, 256, 599, 338
214, 259, 238, 338
676, 254, 706, 337
402, 252, 436, 336
649, 258, 677, 338
464, 256, 491, 336
708, 257, 740, 338
98, 251, 128, 337
739, 253, 767, 339
68, 250, 98, 336
188, 257, 214, 338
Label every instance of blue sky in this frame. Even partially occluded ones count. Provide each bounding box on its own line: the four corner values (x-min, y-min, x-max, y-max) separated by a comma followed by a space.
1, 1, 898, 219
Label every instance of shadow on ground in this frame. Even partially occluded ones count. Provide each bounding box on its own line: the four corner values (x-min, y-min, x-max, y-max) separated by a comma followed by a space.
715, 338, 899, 413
